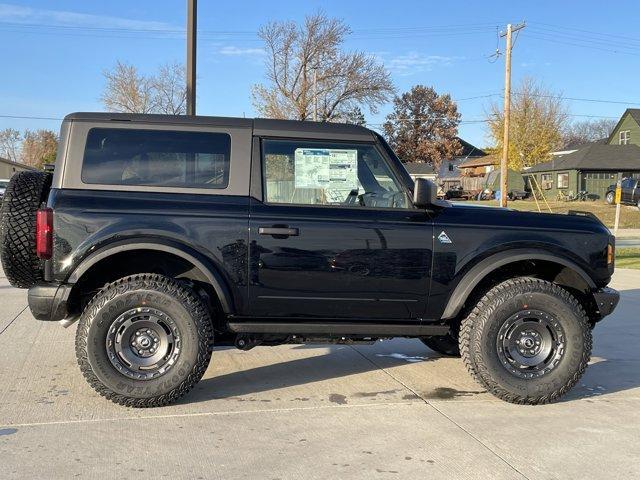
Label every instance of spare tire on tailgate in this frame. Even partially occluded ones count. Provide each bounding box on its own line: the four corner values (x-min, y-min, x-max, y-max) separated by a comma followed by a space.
0, 171, 53, 288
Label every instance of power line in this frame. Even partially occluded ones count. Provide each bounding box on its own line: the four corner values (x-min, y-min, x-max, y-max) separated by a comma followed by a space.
0, 115, 63, 121
0, 20, 500, 41
524, 33, 640, 56
530, 21, 640, 45
528, 26, 640, 50
512, 92, 640, 106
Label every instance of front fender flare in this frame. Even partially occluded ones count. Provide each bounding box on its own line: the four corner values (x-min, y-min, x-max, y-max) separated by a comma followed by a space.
441, 248, 596, 319
67, 240, 234, 314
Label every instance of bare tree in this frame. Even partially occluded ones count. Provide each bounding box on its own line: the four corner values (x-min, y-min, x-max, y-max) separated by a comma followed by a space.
253, 12, 394, 121
0, 128, 21, 162
101, 61, 156, 113
21, 130, 58, 169
383, 85, 461, 168
337, 106, 366, 126
486, 77, 568, 170
562, 118, 617, 148
152, 62, 187, 115
101, 61, 186, 114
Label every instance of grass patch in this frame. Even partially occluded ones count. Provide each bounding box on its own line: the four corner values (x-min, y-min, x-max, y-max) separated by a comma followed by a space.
464, 199, 640, 229
616, 248, 640, 269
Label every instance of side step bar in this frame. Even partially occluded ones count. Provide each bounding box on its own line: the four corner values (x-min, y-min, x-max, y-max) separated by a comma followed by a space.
227, 321, 450, 336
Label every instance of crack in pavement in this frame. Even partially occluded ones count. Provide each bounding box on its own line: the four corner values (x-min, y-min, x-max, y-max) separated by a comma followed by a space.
0, 306, 27, 337
0, 401, 419, 429
348, 345, 531, 480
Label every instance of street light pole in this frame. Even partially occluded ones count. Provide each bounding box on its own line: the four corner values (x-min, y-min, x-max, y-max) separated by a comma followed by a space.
186, 0, 197, 116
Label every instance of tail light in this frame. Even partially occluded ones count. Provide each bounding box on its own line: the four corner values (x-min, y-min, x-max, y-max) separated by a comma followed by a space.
36, 208, 53, 260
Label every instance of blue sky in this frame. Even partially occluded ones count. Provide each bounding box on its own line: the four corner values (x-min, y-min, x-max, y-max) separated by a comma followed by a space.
1, 0, 639, 147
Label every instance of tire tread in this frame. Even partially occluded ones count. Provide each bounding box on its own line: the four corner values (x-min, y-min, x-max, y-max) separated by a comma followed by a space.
459, 277, 592, 405
75, 273, 213, 408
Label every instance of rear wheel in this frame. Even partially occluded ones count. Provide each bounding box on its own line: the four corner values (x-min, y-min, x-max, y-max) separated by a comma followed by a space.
0, 171, 52, 288
459, 277, 591, 405
421, 334, 460, 357
75, 274, 213, 407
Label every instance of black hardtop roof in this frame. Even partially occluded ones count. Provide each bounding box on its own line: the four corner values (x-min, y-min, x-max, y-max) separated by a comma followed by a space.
64, 112, 375, 141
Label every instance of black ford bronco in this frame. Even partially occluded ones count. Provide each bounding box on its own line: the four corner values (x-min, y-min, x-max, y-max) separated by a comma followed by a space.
0, 113, 619, 407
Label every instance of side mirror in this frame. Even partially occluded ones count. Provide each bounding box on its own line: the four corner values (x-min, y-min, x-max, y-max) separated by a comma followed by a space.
413, 178, 437, 209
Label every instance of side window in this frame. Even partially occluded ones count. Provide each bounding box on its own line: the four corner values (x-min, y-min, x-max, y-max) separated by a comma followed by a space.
262, 139, 411, 209
81, 128, 231, 189
557, 173, 569, 189
619, 130, 630, 145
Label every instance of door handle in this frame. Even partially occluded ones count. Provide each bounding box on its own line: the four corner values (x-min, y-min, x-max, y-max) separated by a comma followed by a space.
258, 226, 299, 237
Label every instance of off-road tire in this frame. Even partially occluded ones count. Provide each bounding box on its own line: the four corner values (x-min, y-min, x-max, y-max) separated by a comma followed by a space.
421, 334, 461, 357
0, 171, 52, 288
459, 277, 591, 405
75, 274, 213, 407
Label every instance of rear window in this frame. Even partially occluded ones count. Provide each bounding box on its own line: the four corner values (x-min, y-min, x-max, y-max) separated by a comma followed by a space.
81, 128, 231, 189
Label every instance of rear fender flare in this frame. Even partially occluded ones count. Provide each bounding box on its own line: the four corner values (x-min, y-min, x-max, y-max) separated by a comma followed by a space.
67, 240, 234, 314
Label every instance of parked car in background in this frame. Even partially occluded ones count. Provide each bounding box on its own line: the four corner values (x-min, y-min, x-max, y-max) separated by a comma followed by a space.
507, 189, 529, 201
606, 177, 640, 208
444, 185, 477, 200
0, 179, 10, 199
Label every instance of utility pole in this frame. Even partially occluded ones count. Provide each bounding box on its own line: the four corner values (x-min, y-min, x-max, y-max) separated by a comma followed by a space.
499, 22, 525, 207
186, 0, 197, 116
313, 66, 318, 121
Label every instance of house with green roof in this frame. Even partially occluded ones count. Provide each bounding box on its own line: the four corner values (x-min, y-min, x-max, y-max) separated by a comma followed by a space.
523, 109, 640, 200
523, 144, 640, 200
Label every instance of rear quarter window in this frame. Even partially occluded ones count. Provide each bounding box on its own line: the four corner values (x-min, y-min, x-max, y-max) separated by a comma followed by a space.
81, 128, 231, 189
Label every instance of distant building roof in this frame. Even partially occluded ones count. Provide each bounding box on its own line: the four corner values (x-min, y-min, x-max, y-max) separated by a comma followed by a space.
607, 108, 640, 144
456, 138, 486, 158
526, 144, 640, 173
627, 108, 640, 125
458, 155, 499, 169
404, 162, 436, 175
0, 156, 37, 171
558, 138, 608, 152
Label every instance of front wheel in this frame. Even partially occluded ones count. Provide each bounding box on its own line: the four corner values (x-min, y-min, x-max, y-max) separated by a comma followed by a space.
459, 277, 591, 405
75, 274, 213, 407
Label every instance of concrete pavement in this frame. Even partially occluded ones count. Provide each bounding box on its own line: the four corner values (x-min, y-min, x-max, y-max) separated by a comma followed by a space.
0, 268, 639, 479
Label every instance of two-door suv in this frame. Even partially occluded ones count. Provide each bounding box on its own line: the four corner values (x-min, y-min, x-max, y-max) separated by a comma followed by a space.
0, 113, 619, 407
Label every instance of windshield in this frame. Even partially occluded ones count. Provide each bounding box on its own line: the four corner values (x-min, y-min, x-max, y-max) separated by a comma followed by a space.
0, 181, 9, 188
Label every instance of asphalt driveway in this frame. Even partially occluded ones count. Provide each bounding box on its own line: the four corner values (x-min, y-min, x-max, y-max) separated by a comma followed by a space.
0, 268, 639, 479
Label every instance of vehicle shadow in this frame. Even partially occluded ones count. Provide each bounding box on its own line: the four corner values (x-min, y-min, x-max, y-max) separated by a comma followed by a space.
561, 357, 640, 401
180, 342, 442, 405
182, 287, 640, 405
560, 283, 640, 402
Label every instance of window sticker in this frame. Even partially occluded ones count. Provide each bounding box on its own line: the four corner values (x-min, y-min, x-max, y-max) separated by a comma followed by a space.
294, 148, 358, 190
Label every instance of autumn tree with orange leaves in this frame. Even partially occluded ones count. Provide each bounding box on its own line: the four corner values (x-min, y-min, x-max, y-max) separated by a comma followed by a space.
383, 85, 461, 169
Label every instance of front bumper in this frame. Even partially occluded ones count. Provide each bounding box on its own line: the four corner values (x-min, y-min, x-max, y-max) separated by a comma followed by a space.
592, 287, 620, 318
28, 283, 72, 322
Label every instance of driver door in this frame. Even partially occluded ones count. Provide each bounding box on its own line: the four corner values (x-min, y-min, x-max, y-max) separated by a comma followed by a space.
247, 138, 433, 321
